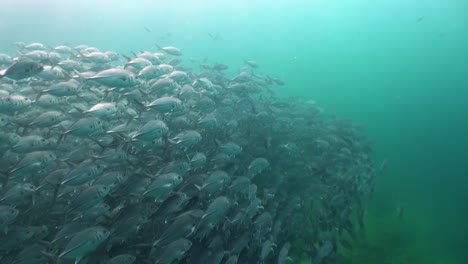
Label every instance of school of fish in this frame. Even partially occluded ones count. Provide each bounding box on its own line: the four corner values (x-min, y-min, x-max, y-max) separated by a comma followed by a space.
0, 42, 376, 264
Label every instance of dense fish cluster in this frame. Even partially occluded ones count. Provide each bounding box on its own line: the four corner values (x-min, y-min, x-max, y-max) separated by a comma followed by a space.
0, 42, 376, 264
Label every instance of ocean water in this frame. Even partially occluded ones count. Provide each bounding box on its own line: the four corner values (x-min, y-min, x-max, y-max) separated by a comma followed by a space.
1, 0, 467, 263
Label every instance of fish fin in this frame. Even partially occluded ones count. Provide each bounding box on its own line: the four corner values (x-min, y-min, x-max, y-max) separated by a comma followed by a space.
62, 160, 77, 168
76, 50, 87, 60
72, 105, 86, 115
155, 167, 164, 176
167, 137, 178, 145
74, 256, 82, 264
72, 69, 87, 81
194, 184, 203, 192
201, 210, 216, 220
0, 171, 11, 191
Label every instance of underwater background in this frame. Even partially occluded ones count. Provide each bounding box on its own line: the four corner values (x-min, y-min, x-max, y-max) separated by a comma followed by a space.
1, 0, 467, 263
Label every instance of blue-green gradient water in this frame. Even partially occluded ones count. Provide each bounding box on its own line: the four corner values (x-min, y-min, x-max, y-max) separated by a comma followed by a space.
2, 0, 467, 263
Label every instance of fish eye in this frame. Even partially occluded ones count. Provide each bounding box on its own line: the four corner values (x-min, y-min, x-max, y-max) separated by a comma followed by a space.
89, 125, 92, 129
98, 121, 101, 124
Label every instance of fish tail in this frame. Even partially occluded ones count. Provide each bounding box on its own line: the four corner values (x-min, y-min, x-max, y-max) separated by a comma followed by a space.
35, 90, 46, 102
167, 137, 177, 145
72, 69, 88, 81
194, 184, 203, 192
0, 171, 10, 192
122, 54, 132, 61
56, 133, 66, 147
77, 50, 87, 60
39, 250, 58, 264
50, 182, 61, 208
73, 105, 86, 115
155, 43, 162, 51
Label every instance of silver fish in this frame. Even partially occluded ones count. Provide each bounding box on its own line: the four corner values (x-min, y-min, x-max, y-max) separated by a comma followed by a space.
85, 102, 118, 119
168, 130, 202, 148
59, 226, 110, 261
11, 135, 51, 153
156, 45, 182, 56
147, 96, 184, 113
131, 120, 168, 142
29, 111, 65, 127
87, 68, 139, 87
248, 157, 269, 178
107, 254, 136, 264
154, 238, 192, 264
143, 173, 183, 199
0, 61, 43, 80
0, 205, 19, 232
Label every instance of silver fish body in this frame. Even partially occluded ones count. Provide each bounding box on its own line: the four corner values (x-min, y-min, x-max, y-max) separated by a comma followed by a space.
0, 61, 43, 80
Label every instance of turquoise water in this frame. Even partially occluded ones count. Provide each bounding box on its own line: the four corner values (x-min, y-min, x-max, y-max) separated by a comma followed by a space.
2, 0, 468, 263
